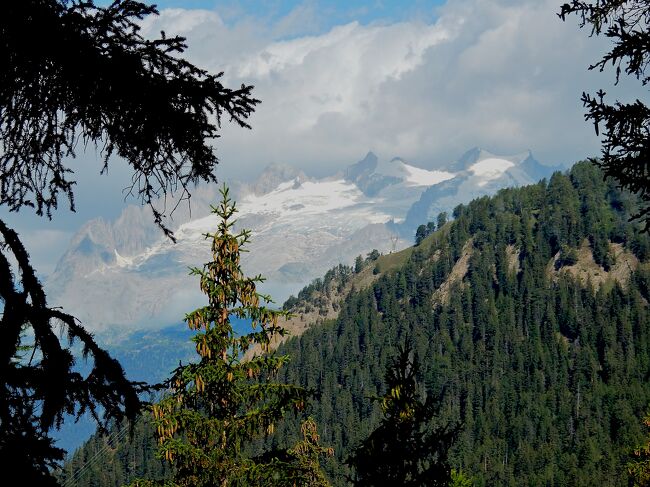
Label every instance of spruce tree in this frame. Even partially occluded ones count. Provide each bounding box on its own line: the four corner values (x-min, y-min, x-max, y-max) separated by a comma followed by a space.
134, 186, 329, 486
347, 342, 457, 487
415, 225, 428, 245
0, 0, 259, 477
282, 417, 334, 487
559, 1, 650, 231
437, 212, 448, 230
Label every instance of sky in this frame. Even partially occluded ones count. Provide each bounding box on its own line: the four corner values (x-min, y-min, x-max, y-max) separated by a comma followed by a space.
3, 0, 645, 274
98, 0, 449, 30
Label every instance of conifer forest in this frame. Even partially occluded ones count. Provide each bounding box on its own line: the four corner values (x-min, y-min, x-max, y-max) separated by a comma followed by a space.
4, 1, 650, 486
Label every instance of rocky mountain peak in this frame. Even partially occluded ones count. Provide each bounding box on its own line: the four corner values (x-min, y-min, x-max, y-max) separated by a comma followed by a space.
344, 151, 378, 183
45, 147, 558, 336
247, 163, 307, 196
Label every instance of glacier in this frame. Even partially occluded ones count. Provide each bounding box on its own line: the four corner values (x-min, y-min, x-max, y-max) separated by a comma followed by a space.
45, 148, 560, 339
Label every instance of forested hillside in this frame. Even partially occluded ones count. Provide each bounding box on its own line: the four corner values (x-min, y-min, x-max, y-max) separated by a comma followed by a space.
62, 162, 650, 486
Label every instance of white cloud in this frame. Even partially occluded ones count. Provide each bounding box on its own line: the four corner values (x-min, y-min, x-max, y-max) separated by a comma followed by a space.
14, 0, 636, 233
8, 0, 631, 232
14, 228, 72, 277
135, 0, 637, 179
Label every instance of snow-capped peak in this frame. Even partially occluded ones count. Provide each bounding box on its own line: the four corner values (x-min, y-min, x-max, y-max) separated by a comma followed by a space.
469, 157, 515, 186
47, 148, 558, 335
239, 178, 375, 218
345, 153, 454, 195
373, 157, 454, 186
402, 162, 455, 187
449, 147, 532, 172
114, 249, 133, 268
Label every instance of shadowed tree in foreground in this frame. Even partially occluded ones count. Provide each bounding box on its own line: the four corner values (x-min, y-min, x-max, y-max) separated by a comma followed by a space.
628, 413, 650, 486
346, 342, 458, 487
0, 0, 259, 482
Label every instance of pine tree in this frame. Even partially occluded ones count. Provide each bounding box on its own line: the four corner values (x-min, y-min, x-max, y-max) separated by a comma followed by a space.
1, 0, 259, 477
559, 1, 650, 231
450, 469, 474, 487
346, 342, 457, 487
133, 186, 328, 486
282, 418, 334, 487
354, 255, 364, 274
415, 225, 428, 245
437, 212, 448, 230
0, 220, 145, 485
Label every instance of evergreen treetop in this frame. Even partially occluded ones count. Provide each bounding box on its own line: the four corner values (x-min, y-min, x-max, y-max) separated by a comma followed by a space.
137, 186, 328, 486
347, 342, 458, 487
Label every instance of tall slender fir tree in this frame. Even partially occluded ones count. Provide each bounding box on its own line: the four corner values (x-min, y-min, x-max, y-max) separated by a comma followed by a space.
132, 186, 329, 486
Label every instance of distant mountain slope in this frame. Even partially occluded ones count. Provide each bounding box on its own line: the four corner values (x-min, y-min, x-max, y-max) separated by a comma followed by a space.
269, 161, 650, 485
47, 149, 556, 338
344, 151, 454, 196
401, 147, 560, 233
62, 161, 650, 486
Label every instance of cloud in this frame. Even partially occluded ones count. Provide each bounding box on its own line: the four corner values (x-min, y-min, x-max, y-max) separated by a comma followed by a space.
6, 0, 638, 258
136, 0, 640, 180
13, 228, 73, 277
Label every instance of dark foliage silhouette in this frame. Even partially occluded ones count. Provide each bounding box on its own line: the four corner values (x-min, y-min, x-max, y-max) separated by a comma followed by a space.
347, 341, 458, 486
0, 219, 146, 484
559, 1, 650, 230
0, 0, 259, 481
1, 0, 259, 237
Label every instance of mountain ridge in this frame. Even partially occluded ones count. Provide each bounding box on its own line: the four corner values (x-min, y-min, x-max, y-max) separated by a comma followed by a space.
60, 161, 650, 487
46, 148, 558, 337
401, 148, 562, 233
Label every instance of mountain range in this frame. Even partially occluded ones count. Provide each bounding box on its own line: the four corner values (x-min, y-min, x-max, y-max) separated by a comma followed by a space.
60, 161, 650, 486
46, 148, 559, 338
